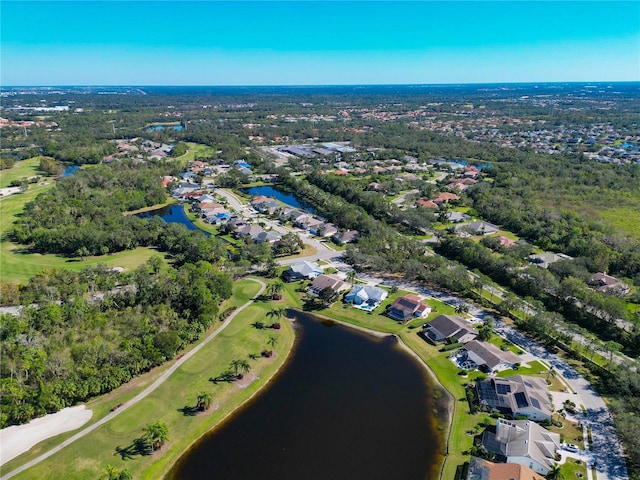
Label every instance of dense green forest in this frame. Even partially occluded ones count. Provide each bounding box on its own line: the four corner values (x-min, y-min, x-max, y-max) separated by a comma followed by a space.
0, 260, 232, 427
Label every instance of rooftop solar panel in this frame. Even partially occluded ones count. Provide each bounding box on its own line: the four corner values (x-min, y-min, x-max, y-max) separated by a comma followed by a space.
514, 392, 529, 408
496, 383, 511, 395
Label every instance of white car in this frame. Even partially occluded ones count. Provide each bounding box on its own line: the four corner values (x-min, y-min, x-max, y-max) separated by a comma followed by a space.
564, 443, 580, 453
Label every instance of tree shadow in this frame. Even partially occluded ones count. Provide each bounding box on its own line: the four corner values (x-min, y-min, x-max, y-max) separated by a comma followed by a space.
251, 321, 266, 330
178, 405, 198, 416
209, 371, 235, 384
115, 437, 150, 460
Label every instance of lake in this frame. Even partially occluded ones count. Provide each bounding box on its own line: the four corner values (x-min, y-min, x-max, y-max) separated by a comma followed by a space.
137, 204, 209, 235
240, 185, 314, 212
168, 312, 444, 480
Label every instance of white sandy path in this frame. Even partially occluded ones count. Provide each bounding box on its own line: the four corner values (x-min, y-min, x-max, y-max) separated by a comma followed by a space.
0, 406, 93, 465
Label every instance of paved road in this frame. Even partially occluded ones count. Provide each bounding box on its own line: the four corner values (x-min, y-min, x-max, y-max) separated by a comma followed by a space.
215, 188, 348, 267
1, 279, 266, 480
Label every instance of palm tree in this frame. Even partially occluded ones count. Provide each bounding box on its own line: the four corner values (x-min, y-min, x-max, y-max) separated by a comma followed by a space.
267, 280, 285, 300
100, 465, 132, 480
229, 359, 242, 377
143, 421, 169, 452
196, 391, 212, 411
237, 359, 251, 378
346, 269, 357, 284
546, 366, 556, 384
454, 303, 470, 317
267, 335, 278, 350
267, 307, 285, 328
546, 462, 563, 480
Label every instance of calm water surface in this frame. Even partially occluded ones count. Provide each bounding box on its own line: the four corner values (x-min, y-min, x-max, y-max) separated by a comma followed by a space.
240, 185, 314, 212
169, 312, 444, 480
137, 204, 209, 235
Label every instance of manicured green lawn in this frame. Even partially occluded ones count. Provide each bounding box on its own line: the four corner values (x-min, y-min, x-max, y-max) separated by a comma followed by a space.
174, 142, 217, 162
7, 279, 297, 480
0, 157, 43, 188
487, 334, 524, 354
399, 329, 493, 480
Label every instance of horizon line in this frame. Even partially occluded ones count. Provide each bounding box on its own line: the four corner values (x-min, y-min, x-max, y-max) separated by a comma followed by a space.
2, 80, 640, 89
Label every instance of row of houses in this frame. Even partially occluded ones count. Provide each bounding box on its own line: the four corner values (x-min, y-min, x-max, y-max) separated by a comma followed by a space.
250, 195, 360, 245
422, 314, 564, 477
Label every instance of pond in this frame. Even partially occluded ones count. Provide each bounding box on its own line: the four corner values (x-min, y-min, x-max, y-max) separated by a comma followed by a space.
240, 185, 314, 212
62, 165, 79, 176
137, 204, 209, 236
168, 312, 445, 480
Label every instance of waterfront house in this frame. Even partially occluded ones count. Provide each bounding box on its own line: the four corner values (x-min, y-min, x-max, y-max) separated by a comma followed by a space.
387, 295, 432, 322
477, 375, 553, 421
480, 419, 561, 476
283, 261, 323, 282
462, 340, 520, 373
307, 274, 350, 297
423, 314, 478, 344
344, 285, 388, 310
467, 456, 544, 480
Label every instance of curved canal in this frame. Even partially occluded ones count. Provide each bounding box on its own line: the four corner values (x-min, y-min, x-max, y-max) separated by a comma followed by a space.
168, 311, 445, 480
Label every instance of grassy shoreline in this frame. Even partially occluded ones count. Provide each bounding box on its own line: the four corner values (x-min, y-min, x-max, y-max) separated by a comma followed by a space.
3, 279, 297, 480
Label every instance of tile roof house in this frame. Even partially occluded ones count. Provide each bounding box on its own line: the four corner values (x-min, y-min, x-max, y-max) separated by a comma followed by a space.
480, 419, 561, 476
423, 314, 478, 344
307, 274, 350, 297
234, 225, 264, 240
477, 375, 553, 421
332, 230, 360, 245
467, 456, 545, 480
455, 221, 499, 236
387, 295, 432, 322
416, 199, 440, 210
462, 340, 521, 373
528, 252, 573, 269
283, 261, 323, 282
588, 272, 630, 295
344, 285, 388, 310
254, 231, 282, 244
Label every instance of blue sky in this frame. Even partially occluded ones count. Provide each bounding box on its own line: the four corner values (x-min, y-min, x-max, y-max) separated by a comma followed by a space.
2, 1, 639, 85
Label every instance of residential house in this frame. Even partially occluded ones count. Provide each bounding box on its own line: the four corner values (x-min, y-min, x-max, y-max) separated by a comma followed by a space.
254, 231, 282, 244
528, 252, 573, 269
387, 295, 432, 322
477, 375, 553, 421
283, 261, 323, 282
433, 192, 461, 205
462, 340, 520, 373
455, 221, 499, 236
467, 456, 544, 480
588, 272, 630, 295
416, 199, 440, 210
445, 212, 471, 223
333, 230, 360, 245
480, 419, 561, 476
307, 274, 350, 297
423, 314, 478, 344
316, 223, 339, 238
234, 224, 264, 240
344, 285, 388, 310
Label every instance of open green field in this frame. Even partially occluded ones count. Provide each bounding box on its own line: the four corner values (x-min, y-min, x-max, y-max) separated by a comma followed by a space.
0, 180, 166, 284
7, 278, 296, 480
0, 157, 43, 188
174, 142, 217, 163
598, 206, 640, 238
